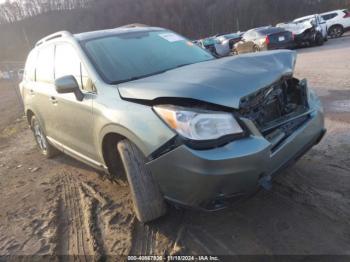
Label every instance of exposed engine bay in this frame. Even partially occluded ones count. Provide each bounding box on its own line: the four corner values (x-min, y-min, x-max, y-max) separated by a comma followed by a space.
239, 77, 310, 150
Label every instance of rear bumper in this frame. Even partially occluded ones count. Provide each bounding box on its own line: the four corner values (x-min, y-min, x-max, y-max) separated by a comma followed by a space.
147, 96, 325, 209
268, 42, 296, 50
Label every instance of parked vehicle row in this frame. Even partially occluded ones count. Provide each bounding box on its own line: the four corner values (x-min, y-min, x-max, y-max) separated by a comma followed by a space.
197, 8, 349, 56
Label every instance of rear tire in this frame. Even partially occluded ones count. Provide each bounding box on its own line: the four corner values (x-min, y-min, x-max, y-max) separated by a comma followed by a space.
328, 25, 344, 38
30, 116, 60, 158
117, 140, 167, 223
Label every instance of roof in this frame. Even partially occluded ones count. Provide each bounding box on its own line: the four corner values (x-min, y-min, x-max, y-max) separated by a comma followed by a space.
74, 26, 165, 41
321, 9, 347, 15
34, 25, 165, 47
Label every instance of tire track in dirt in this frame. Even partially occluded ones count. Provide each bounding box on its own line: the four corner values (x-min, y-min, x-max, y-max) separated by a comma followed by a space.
129, 210, 187, 256
129, 223, 157, 255
54, 173, 94, 260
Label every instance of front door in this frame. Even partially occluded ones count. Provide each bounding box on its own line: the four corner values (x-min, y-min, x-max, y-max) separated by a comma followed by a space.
50, 42, 96, 162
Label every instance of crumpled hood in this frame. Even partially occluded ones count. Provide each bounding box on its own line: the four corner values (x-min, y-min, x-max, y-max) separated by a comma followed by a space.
277, 21, 313, 35
118, 50, 297, 109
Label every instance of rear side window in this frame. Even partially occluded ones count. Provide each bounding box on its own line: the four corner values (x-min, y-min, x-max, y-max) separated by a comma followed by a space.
55, 43, 91, 92
24, 50, 37, 81
322, 13, 338, 20
36, 45, 54, 83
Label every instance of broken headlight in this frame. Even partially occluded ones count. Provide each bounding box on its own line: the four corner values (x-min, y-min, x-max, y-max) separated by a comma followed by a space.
154, 105, 243, 141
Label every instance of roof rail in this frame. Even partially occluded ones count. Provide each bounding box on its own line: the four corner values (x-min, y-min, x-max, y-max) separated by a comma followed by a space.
35, 31, 73, 47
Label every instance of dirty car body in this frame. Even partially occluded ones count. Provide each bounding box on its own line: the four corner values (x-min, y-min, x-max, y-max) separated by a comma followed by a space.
21, 27, 325, 213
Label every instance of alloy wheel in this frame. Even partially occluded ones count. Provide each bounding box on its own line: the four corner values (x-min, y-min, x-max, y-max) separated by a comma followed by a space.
33, 120, 48, 153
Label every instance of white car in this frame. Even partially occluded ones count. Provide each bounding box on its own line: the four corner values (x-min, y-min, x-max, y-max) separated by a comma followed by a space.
321, 9, 350, 38
293, 14, 328, 41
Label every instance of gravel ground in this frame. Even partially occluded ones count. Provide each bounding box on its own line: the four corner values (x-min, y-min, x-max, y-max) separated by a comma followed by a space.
0, 34, 349, 257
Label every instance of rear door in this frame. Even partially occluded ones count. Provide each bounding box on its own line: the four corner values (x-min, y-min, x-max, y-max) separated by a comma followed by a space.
31, 44, 57, 137
20, 50, 37, 108
51, 42, 96, 161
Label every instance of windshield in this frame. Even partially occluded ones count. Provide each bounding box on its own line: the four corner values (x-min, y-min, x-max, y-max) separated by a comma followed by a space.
82, 30, 214, 84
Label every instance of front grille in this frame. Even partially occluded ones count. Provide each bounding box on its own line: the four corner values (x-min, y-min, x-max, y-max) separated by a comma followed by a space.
239, 78, 309, 145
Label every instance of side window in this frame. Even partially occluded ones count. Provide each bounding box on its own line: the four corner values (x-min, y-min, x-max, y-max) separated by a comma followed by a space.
24, 50, 37, 81
322, 13, 337, 20
36, 45, 54, 83
55, 43, 93, 92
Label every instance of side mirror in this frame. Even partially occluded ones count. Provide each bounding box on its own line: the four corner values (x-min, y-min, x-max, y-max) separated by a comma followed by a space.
55, 75, 84, 101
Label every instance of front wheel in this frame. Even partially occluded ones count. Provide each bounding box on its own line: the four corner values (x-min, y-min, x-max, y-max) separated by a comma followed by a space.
117, 140, 167, 223
30, 116, 59, 158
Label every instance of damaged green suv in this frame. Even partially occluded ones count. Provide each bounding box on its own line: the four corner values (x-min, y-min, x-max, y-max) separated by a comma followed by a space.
20, 26, 326, 222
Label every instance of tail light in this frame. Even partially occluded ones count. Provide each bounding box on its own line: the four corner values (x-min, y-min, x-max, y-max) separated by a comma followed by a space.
265, 35, 270, 45
344, 11, 350, 18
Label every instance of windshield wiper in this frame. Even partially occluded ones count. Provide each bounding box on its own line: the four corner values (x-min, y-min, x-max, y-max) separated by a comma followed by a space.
110, 69, 169, 85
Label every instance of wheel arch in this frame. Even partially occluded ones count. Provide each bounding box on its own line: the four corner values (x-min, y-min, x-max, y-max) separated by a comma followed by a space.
99, 124, 150, 177
328, 24, 344, 32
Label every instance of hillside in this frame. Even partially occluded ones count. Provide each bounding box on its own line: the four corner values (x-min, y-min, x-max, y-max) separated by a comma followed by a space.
0, 0, 349, 61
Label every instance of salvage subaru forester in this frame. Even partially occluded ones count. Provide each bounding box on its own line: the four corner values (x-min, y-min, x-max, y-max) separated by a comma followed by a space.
19, 26, 326, 222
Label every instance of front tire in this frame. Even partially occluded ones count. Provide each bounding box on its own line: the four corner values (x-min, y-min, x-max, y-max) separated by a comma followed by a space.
117, 140, 167, 223
30, 116, 59, 158
328, 25, 344, 38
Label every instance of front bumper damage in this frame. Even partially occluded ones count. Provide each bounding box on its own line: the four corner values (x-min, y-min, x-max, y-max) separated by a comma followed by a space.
146, 82, 325, 210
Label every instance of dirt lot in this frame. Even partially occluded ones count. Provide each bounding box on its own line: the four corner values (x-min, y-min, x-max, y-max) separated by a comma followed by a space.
0, 35, 350, 258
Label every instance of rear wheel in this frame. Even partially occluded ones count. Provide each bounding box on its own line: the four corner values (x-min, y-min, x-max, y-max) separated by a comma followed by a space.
30, 116, 59, 158
117, 140, 167, 223
328, 25, 344, 38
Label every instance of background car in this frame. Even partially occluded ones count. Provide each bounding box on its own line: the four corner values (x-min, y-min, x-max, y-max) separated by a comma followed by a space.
321, 9, 350, 38
233, 26, 294, 54
214, 32, 243, 56
278, 15, 326, 47
293, 14, 328, 42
